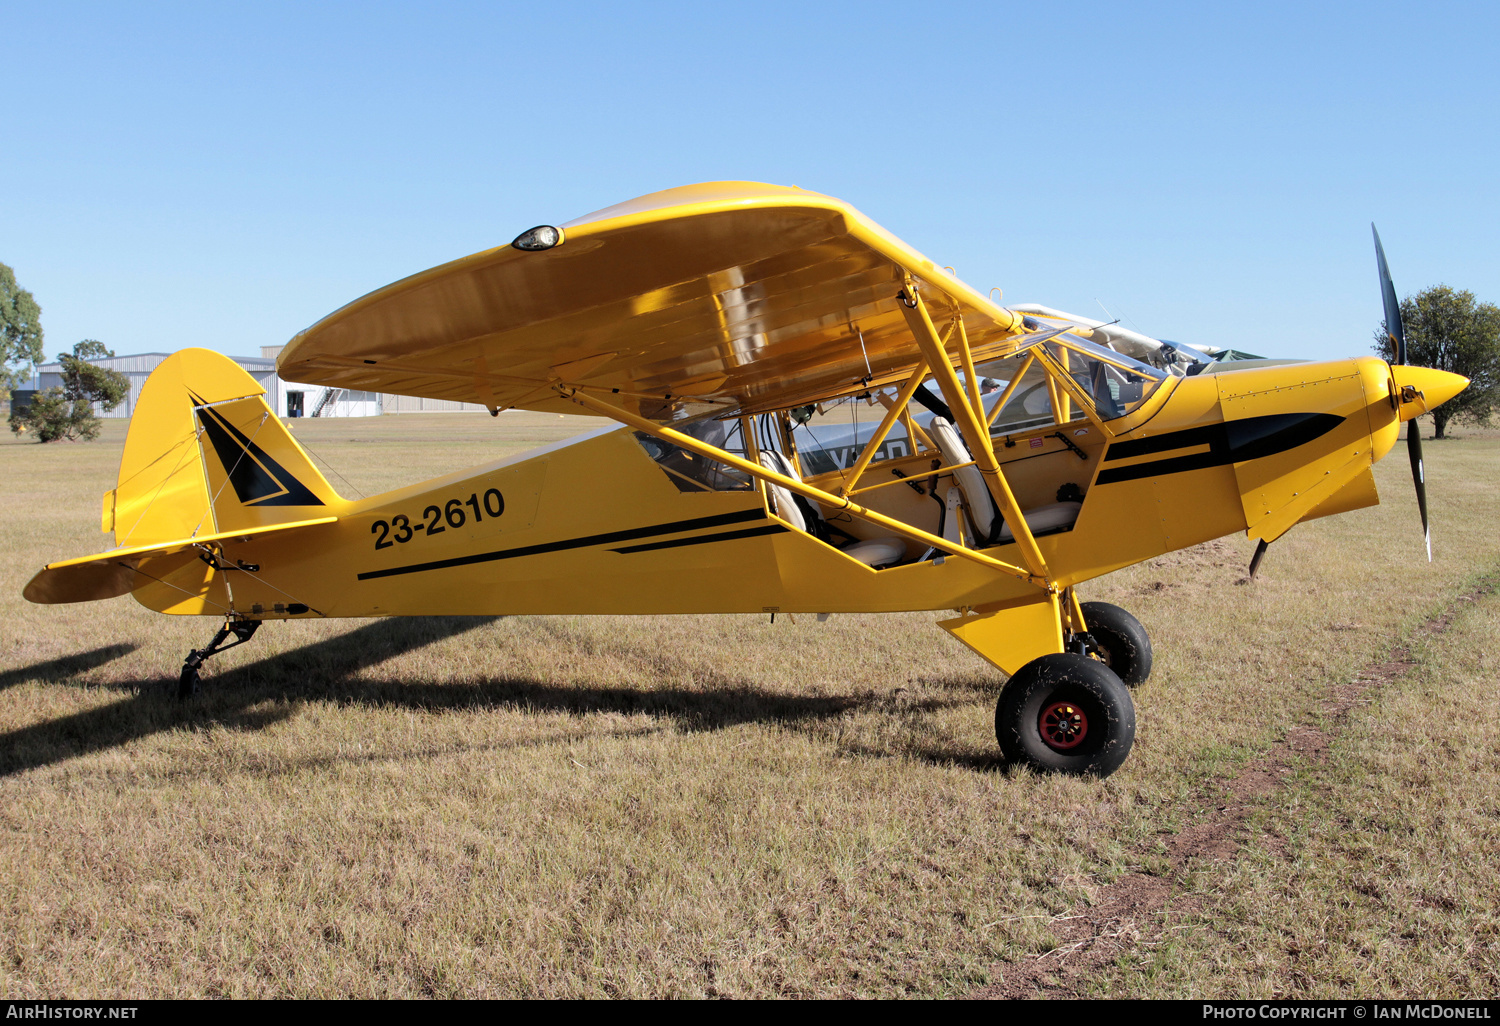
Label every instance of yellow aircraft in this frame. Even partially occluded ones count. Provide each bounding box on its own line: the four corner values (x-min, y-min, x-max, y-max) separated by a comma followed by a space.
23, 183, 1467, 777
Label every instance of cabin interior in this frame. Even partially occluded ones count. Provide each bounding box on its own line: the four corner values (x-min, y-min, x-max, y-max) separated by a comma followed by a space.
632, 334, 1169, 569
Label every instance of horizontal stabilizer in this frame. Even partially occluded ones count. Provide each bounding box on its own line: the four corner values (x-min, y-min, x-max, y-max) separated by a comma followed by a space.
23, 516, 337, 605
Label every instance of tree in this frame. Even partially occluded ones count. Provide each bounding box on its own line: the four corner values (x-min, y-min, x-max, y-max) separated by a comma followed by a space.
1373, 285, 1500, 439
9, 340, 130, 442
1, 262, 45, 392
70, 339, 112, 361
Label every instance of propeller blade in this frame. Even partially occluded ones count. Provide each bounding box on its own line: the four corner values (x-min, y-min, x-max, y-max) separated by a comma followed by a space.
1408, 419, 1431, 561
1248, 538, 1270, 579
1373, 224, 1406, 365
1376, 226, 1432, 557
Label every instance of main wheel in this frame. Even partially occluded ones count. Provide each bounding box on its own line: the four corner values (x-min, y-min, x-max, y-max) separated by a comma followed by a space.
1079, 601, 1153, 686
177, 664, 200, 700
995, 653, 1136, 777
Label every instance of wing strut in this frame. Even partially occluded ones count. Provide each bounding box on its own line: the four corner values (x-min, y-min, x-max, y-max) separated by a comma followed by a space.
897, 281, 1051, 580
559, 387, 1046, 588
986, 352, 1036, 427
839, 359, 930, 495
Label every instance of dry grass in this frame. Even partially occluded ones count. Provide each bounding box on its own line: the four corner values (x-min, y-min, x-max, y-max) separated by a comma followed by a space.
1, 414, 1498, 997
1100, 579, 1500, 999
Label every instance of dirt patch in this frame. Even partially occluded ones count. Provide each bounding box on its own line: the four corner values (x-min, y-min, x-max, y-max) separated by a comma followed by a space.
974, 575, 1498, 1000
1135, 539, 1246, 594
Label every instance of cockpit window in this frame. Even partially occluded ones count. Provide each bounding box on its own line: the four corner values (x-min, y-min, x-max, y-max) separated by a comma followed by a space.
977, 355, 1067, 432
790, 398, 904, 475
741, 334, 1171, 483
635, 418, 752, 492
1044, 335, 1166, 421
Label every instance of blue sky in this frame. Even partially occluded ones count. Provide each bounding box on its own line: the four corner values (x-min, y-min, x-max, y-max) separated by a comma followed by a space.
5, 1, 1497, 365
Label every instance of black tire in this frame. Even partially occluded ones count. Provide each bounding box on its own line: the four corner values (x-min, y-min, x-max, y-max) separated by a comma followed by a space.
177, 664, 200, 700
1080, 601, 1153, 686
995, 653, 1136, 777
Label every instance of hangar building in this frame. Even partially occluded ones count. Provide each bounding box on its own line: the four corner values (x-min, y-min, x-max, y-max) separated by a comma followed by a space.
20, 347, 487, 419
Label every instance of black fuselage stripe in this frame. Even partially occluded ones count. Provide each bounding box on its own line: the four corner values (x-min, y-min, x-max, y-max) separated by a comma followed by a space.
1095, 450, 1226, 485
1103, 423, 1225, 461
356, 507, 766, 580
610, 524, 788, 554
1096, 413, 1345, 486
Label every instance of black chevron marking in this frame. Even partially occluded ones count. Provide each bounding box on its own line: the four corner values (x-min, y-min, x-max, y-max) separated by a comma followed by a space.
191, 393, 324, 507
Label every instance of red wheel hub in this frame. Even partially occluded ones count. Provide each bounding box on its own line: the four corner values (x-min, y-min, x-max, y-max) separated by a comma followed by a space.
1039, 701, 1088, 751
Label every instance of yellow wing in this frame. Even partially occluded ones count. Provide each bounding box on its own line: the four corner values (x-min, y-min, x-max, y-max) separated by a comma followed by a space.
276, 182, 1025, 420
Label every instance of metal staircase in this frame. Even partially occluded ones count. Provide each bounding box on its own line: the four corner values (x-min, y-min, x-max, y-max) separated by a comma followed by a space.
310, 388, 343, 417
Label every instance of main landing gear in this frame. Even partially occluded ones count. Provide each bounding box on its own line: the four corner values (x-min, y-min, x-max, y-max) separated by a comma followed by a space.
1077, 602, 1153, 687
178, 619, 260, 699
993, 602, 1149, 777
995, 653, 1136, 777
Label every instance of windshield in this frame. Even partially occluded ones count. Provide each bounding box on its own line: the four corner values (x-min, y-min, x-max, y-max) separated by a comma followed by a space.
1043, 336, 1166, 421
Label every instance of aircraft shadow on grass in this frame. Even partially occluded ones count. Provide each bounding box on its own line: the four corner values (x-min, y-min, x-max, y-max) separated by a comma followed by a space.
0, 618, 984, 778
0, 643, 139, 694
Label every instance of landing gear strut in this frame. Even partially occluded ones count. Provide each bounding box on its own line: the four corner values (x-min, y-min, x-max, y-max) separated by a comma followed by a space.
179, 619, 260, 699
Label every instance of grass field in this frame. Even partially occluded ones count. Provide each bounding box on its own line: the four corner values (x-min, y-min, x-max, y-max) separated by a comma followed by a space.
2, 413, 1497, 998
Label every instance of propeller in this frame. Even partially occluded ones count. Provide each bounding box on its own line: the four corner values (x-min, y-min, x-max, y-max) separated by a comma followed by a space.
1372, 224, 1431, 561
1245, 228, 1459, 581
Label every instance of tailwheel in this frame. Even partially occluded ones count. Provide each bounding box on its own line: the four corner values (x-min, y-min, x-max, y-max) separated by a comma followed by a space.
996, 653, 1136, 777
178, 665, 201, 700
176, 619, 260, 700
1078, 601, 1153, 686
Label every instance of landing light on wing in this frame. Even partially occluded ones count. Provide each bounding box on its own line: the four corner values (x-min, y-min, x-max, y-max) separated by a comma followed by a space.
511, 225, 564, 251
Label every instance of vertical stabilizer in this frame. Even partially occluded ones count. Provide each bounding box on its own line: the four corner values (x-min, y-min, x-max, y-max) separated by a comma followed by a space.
112, 349, 342, 547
